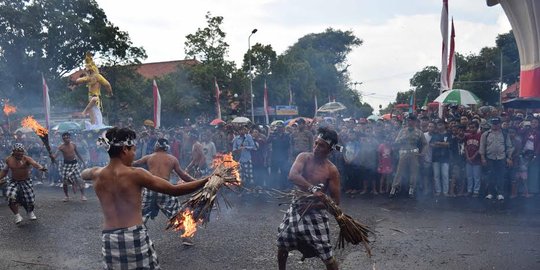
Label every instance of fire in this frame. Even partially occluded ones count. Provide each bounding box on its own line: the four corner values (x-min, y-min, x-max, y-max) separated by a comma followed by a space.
172, 209, 199, 238
21, 116, 48, 137
212, 153, 241, 183
3, 103, 16, 116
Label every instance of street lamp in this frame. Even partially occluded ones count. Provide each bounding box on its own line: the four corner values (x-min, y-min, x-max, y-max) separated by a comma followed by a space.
248, 28, 257, 122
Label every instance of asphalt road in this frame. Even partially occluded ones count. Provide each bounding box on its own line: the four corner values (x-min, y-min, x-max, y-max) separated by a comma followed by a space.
0, 186, 539, 270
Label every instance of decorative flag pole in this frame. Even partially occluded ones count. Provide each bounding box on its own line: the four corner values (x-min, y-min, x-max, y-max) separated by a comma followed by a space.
42, 74, 51, 130
152, 80, 161, 129
263, 79, 269, 125
215, 77, 222, 120
447, 18, 456, 90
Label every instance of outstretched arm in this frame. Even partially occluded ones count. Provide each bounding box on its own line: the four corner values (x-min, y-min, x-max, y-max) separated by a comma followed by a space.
173, 158, 196, 182
132, 155, 150, 167
26, 156, 46, 171
135, 168, 207, 196
81, 167, 100, 181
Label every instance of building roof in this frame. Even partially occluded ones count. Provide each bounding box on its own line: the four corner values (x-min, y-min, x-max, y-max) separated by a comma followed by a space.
69, 59, 199, 81
502, 82, 519, 101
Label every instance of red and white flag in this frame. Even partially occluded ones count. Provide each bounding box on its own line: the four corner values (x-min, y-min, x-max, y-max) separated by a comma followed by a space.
263, 79, 269, 125
152, 80, 161, 129
440, 0, 449, 92
447, 18, 456, 90
215, 77, 222, 120
42, 74, 51, 130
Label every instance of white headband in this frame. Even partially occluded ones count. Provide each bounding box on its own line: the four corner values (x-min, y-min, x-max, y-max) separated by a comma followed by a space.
97, 136, 136, 151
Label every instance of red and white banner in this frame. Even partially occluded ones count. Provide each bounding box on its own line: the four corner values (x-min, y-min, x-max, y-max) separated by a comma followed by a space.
440, 0, 449, 92
152, 80, 161, 129
263, 79, 269, 125
215, 77, 222, 120
447, 18, 456, 90
42, 74, 51, 130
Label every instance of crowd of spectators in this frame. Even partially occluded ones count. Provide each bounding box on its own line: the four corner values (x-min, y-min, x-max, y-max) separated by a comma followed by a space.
1, 105, 539, 201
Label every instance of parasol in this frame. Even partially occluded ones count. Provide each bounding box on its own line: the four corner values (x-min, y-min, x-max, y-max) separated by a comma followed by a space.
434, 89, 481, 105
317, 102, 347, 113
231, 117, 251, 124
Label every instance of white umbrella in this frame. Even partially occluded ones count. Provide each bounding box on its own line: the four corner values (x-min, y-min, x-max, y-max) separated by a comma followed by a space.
434, 89, 481, 105
231, 116, 251, 123
317, 102, 347, 113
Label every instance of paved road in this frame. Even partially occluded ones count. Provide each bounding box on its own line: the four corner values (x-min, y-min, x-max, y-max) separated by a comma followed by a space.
0, 186, 539, 270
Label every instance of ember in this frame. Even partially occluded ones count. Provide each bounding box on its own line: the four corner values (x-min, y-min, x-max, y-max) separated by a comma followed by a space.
170, 208, 199, 238
167, 152, 242, 237
3, 103, 16, 116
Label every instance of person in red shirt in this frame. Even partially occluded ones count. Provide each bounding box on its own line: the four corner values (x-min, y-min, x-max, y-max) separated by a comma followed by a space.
464, 122, 482, 197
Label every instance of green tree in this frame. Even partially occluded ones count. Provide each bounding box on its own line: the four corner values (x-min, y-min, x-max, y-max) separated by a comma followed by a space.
0, 0, 146, 109
409, 66, 440, 105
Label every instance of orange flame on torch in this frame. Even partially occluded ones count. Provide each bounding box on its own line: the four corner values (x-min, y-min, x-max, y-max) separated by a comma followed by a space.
212, 153, 241, 183
172, 208, 198, 238
3, 103, 16, 116
21, 116, 48, 137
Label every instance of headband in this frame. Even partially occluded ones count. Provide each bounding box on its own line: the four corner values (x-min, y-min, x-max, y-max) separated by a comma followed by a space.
155, 140, 170, 151
317, 133, 342, 152
97, 136, 136, 151
12, 143, 25, 152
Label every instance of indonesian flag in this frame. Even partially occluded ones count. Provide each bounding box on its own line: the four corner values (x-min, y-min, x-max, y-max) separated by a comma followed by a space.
152, 80, 161, 129
42, 74, 51, 130
440, 0, 449, 92
263, 79, 269, 125
215, 77, 222, 120
447, 18, 456, 89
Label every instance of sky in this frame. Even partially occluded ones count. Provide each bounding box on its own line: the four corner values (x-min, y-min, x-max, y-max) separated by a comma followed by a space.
95, 0, 511, 113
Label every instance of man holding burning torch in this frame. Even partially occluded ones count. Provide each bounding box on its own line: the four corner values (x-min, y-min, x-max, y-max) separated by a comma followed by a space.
82, 128, 208, 269
51, 132, 87, 202
0, 143, 47, 224
277, 127, 341, 270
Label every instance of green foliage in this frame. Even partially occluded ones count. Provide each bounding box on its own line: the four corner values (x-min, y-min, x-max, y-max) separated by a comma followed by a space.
0, 0, 146, 109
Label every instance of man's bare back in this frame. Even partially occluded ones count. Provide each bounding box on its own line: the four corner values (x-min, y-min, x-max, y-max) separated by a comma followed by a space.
134, 151, 195, 182
83, 160, 206, 230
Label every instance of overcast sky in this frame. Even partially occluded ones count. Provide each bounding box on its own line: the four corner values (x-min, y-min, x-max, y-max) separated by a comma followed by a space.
95, 0, 511, 112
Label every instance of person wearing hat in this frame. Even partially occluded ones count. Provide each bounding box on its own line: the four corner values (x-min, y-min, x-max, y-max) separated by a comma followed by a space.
389, 114, 427, 198
0, 143, 47, 224
479, 116, 514, 200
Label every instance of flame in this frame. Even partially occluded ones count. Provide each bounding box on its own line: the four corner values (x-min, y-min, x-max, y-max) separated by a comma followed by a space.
212, 153, 241, 182
3, 103, 16, 116
171, 208, 198, 238
21, 116, 48, 137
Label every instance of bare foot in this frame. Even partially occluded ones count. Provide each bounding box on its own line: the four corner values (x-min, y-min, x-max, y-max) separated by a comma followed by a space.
81, 196, 87, 201
62, 197, 69, 202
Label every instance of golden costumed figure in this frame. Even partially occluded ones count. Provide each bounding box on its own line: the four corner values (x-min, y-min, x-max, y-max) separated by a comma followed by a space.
71, 52, 113, 130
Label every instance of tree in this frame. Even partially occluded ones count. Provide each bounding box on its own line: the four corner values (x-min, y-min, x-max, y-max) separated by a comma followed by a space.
409, 66, 440, 105
0, 0, 146, 109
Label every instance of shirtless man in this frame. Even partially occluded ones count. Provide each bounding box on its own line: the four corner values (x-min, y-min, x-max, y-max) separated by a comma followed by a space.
186, 131, 207, 178
51, 132, 87, 201
81, 127, 208, 269
132, 138, 197, 224
276, 127, 341, 270
0, 143, 47, 224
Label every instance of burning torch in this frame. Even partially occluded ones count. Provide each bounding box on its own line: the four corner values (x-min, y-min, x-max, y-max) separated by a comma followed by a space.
21, 116, 56, 164
3, 100, 16, 133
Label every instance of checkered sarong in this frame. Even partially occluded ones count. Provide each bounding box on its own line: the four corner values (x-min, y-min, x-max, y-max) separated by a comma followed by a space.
102, 225, 160, 270
240, 161, 253, 184
142, 188, 180, 222
277, 200, 333, 261
6, 179, 35, 212
61, 161, 83, 186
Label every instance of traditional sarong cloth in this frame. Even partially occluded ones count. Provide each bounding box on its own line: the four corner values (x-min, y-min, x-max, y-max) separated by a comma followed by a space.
240, 161, 253, 185
5, 179, 35, 212
102, 225, 160, 270
277, 198, 333, 261
61, 160, 83, 186
142, 188, 180, 223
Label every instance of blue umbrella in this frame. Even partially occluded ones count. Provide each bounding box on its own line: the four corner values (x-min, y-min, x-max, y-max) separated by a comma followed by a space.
52, 121, 82, 132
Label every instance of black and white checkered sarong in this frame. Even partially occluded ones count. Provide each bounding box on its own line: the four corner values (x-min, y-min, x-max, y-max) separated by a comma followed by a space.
240, 161, 253, 184
142, 188, 180, 222
61, 161, 83, 186
102, 225, 160, 270
277, 200, 333, 261
6, 179, 35, 211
